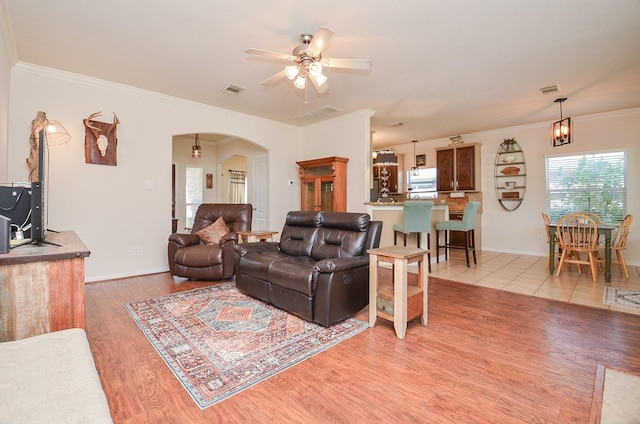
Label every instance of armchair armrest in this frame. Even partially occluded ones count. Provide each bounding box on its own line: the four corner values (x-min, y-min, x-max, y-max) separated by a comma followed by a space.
168, 233, 200, 248
219, 231, 239, 245
314, 256, 370, 273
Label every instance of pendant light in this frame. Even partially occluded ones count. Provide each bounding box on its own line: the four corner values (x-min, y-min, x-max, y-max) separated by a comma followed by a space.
192, 134, 202, 158
552, 98, 571, 147
410, 140, 419, 176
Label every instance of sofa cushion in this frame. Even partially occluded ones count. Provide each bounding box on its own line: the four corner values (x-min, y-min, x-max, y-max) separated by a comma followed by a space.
279, 211, 321, 257
268, 256, 319, 296
195, 216, 229, 245
174, 244, 223, 267
311, 212, 370, 260
0, 329, 113, 424
237, 250, 290, 281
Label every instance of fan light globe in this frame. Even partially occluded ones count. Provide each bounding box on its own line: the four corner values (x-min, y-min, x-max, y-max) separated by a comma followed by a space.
312, 73, 328, 87
293, 74, 306, 89
308, 61, 323, 77
285, 65, 299, 80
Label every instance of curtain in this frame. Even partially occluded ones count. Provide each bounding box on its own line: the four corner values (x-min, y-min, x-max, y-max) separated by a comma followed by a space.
228, 169, 246, 203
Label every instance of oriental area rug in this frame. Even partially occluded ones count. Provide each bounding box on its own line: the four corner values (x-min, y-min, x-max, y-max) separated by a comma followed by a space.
124, 282, 368, 409
603, 287, 640, 310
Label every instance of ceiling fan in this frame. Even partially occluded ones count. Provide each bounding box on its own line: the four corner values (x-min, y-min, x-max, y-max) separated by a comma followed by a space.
245, 27, 373, 94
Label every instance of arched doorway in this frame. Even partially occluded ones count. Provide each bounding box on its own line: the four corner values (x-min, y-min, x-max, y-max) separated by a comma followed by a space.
172, 133, 268, 232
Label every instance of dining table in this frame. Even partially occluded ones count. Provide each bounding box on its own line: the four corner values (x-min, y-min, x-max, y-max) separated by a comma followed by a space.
547, 223, 615, 283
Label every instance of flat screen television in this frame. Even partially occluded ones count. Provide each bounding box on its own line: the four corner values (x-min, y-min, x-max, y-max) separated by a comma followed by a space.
25, 128, 59, 247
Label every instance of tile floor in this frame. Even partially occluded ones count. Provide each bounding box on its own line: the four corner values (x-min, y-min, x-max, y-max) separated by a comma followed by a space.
427, 249, 640, 316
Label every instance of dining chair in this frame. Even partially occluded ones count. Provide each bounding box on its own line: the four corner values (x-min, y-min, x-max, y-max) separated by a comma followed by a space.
435, 201, 481, 267
579, 211, 603, 224
555, 213, 600, 282
597, 214, 633, 279
542, 212, 561, 270
393, 200, 433, 272
543, 212, 581, 271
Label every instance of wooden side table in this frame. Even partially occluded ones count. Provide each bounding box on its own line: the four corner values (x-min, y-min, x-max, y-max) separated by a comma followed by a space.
237, 230, 278, 243
368, 245, 429, 339
0, 231, 90, 341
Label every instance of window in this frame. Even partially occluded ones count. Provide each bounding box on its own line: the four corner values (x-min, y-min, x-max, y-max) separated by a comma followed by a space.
406, 167, 437, 199
546, 150, 626, 223
185, 166, 203, 229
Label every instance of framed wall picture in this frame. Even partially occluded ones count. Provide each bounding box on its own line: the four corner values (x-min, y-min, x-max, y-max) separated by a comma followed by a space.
416, 154, 426, 167
206, 173, 213, 189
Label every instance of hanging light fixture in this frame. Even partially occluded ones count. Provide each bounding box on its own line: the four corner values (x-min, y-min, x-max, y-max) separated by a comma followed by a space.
192, 134, 202, 158
552, 97, 571, 147
410, 140, 419, 176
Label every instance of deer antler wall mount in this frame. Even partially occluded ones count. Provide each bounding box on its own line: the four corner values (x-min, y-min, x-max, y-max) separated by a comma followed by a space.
83, 112, 120, 166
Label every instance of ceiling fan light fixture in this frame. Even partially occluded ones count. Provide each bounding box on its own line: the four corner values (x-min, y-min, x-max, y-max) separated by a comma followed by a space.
285, 65, 299, 80
311, 73, 328, 87
293, 74, 307, 89
308, 61, 323, 77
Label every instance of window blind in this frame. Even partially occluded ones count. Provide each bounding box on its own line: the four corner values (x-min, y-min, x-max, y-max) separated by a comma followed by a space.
185, 166, 203, 228
546, 151, 626, 223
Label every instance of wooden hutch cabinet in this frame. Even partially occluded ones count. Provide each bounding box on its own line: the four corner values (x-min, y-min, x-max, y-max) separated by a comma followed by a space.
297, 156, 348, 212
436, 143, 481, 192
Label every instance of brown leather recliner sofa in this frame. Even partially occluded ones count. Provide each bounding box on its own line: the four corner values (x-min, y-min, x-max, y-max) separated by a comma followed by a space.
168, 203, 252, 280
234, 210, 382, 327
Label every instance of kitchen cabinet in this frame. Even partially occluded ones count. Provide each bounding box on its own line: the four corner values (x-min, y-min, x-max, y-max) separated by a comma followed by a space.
297, 156, 348, 212
436, 143, 481, 192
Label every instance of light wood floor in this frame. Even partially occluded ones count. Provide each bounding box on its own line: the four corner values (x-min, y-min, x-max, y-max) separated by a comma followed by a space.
430, 250, 640, 315
85, 251, 640, 423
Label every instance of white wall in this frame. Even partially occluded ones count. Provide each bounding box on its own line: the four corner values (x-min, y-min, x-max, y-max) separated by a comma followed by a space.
0, 5, 12, 182
6, 63, 374, 281
382, 108, 640, 266
7, 63, 303, 281
301, 109, 375, 213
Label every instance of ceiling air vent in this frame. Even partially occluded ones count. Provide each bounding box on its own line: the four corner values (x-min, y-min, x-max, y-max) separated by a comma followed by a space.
540, 84, 560, 94
294, 106, 343, 121
222, 84, 246, 95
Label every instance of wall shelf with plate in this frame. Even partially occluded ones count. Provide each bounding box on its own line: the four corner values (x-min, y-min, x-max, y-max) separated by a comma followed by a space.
494, 140, 526, 211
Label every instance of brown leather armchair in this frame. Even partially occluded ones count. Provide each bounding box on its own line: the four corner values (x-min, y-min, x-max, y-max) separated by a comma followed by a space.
168, 203, 252, 280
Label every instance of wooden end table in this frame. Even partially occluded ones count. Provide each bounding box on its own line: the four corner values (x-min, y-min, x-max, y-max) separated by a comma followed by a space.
368, 245, 429, 339
237, 230, 278, 243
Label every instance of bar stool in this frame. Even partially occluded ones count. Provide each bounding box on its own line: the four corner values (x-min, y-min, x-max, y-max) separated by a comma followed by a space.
435, 201, 481, 267
393, 201, 433, 272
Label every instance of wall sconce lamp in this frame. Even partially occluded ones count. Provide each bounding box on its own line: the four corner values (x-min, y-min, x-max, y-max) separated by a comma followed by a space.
552, 97, 571, 147
192, 133, 202, 158
410, 140, 419, 176
373, 150, 398, 202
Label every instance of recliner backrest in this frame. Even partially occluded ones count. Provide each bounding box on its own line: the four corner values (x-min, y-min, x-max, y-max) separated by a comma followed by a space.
191, 203, 252, 233
279, 211, 321, 257
311, 212, 370, 260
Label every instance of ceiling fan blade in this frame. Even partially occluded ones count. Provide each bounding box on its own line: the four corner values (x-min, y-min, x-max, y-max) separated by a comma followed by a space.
260, 70, 286, 86
310, 75, 329, 94
320, 57, 373, 71
307, 27, 335, 56
245, 48, 295, 62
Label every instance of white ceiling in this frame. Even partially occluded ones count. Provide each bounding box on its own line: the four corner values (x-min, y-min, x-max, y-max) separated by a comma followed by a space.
4, 0, 640, 148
